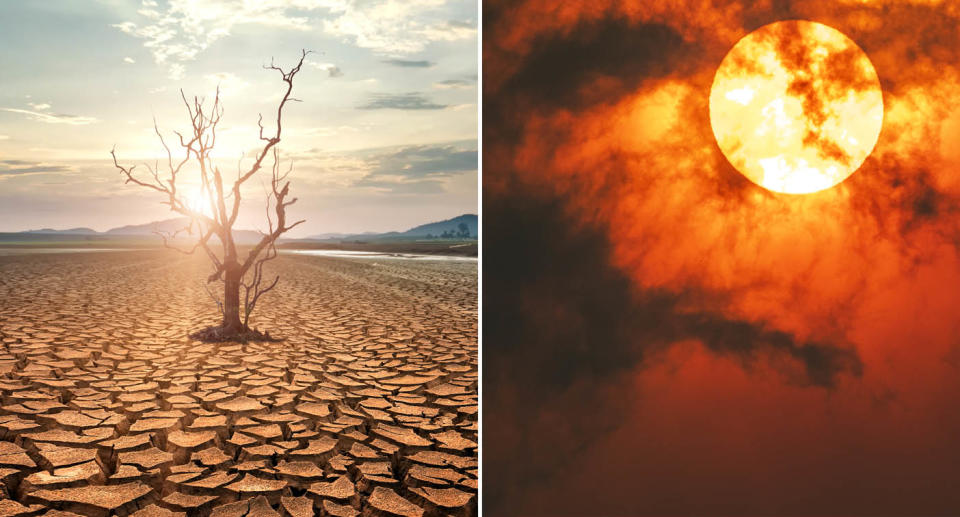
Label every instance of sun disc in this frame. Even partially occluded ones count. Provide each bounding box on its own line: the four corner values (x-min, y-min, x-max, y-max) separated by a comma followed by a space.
709, 20, 884, 194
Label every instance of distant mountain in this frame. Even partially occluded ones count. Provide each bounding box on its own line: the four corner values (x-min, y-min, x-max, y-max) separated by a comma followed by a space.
12, 213, 479, 244
23, 227, 98, 235
105, 217, 192, 236
11, 217, 266, 245
302, 214, 478, 241
305, 232, 350, 240
105, 217, 264, 244
402, 214, 477, 238
230, 230, 267, 245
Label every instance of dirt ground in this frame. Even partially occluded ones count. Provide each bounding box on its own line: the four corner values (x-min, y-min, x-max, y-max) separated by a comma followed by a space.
0, 250, 477, 516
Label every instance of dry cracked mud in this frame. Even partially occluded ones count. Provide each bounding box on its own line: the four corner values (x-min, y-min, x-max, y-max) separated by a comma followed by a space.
0, 250, 477, 516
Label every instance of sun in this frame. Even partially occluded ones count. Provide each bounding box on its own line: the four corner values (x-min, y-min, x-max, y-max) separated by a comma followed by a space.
709, 20, 884, 194
184, 186, 215, 219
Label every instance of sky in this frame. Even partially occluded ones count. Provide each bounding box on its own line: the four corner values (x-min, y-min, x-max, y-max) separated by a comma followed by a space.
484, 0, 960, 515
0, 0, 478, 236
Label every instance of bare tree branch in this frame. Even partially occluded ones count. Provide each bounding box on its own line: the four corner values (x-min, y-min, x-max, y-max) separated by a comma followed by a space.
111, 50, 309, 337
230, 49, 311, 227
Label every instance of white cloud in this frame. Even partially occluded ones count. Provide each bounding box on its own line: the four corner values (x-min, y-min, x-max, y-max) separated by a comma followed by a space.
0, 135, 9, 140
309, 62, 343, 78
28, 103, 51, 111
294, 152, 374, 188
113, 0, 476, 79
322, 0, 476, 54
124, 57, 136, 64
112, 0, 315, 80
168, 63, 185, 81
1, 108, 98, 126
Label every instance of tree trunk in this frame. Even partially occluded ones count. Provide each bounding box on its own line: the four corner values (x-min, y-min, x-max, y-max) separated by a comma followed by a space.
222, 262, 244, 335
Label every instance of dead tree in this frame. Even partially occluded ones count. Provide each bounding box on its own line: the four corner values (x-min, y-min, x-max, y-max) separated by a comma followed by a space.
111, 50, 309, 339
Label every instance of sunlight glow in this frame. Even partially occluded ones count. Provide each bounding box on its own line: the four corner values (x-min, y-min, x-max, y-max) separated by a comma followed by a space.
709, 20, 884, 194
184, 186, 215, 219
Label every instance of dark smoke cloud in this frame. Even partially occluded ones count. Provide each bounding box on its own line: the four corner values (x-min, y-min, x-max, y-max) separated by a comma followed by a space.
483, 184, 862, 514
485, 186, 860, 391
499, 19, 700, 112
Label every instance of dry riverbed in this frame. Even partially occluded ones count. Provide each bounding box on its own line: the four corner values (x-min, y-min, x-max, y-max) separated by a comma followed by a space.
0, 250, 478, 516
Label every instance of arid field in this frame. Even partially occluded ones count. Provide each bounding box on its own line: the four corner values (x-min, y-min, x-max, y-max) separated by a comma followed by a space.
0, 250, 477, 517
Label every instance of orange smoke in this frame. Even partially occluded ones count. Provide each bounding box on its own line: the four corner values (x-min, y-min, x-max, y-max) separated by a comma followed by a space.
484, 0, 960, 514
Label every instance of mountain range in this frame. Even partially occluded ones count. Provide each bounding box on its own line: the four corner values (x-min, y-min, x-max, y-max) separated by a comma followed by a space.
11, 214, 478, 243
302, 214, 478, 241
26, 227, 98, 235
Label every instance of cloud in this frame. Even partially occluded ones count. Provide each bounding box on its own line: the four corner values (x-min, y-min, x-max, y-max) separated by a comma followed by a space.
365, 142, 476, 177
433, 78, 474, 89
356, 92, 446, 110
484, 187, 862, 513
0, 159, 72, 176
293, 140, 476, 194
28, 102, 51, 111
309, 62, 343, 77
382, 58, 433, 68
294, 153, 374, 189
356, 142, 476, 193
494, 18, 697, 112
300, 125, 363, 137
123, 57, 136, 64
322, 1, 476, 54
113, 0, 475, 79
0, 135, 9, 140
356, 176, 448, 194
168, 63, 185, 81
112, 0, 314, 79
1, 108, 98, 125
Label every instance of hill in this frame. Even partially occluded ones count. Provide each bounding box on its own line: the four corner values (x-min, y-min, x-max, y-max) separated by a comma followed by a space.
106, 218, 264, 244
10, 218, 265, 245
24, 227, 99, 235
402, 214, 477, 238
303, 214, 478, 241
105, 218, 193, 236
6, 213, 479, 246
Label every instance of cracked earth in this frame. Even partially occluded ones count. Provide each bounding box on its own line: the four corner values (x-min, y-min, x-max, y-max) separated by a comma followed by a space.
0, 250, 477, 517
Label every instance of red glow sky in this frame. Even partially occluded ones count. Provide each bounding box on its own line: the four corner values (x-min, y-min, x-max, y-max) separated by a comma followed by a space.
484, 1, 960, 515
